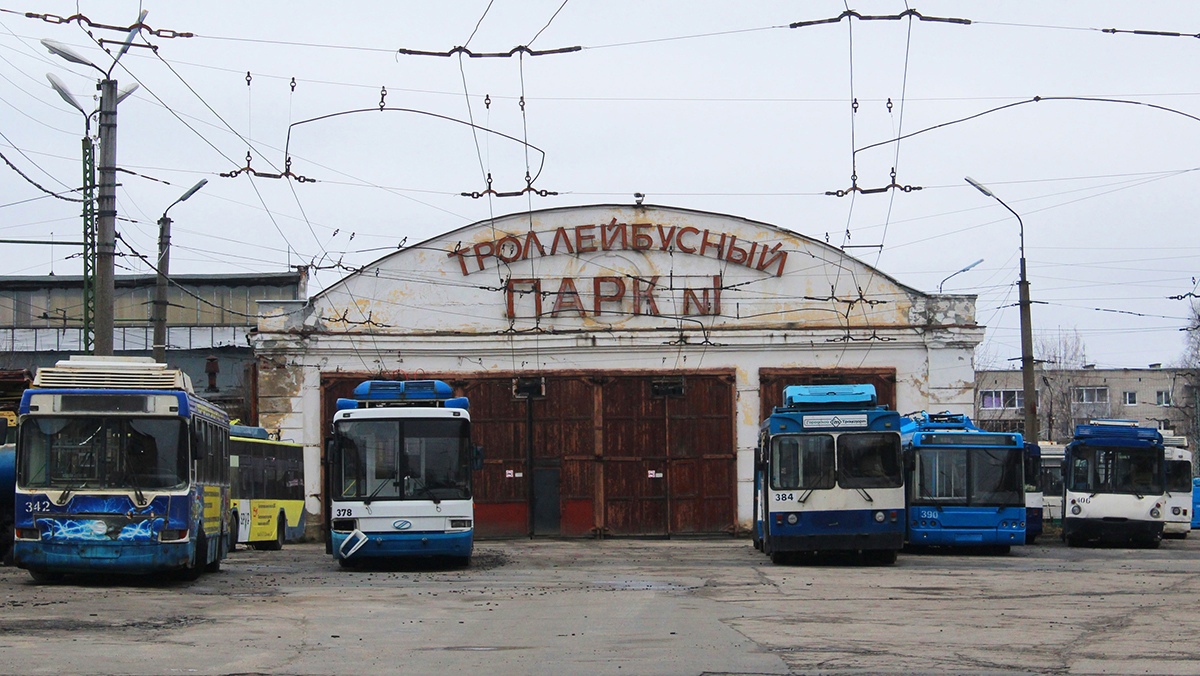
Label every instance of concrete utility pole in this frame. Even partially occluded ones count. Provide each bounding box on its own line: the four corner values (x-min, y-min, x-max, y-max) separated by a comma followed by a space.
42, 13, 143, 356
966, 177, 1039, 444
95, 78, 118, 356
153, 180, 207, 364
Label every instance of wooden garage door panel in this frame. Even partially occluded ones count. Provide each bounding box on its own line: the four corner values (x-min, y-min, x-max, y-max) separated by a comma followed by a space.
667, 458, 735, 533
603, 458, 668, 536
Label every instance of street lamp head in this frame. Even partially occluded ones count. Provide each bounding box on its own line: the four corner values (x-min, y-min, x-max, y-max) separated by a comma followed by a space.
163, 179, 209, 218
113, 9, 148, 62
45, 73, 87, 115
964, 176, 993, 197
938, 258, 986, 293
41, 38, 103, 73
178, 179, 208, 202
116, 83, 139, 105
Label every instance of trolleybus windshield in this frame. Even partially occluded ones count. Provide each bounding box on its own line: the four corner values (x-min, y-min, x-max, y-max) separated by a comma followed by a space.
18, 417, 188, 490
770, 433, 901, 490
837, 433, 903, 488
912, 446, 1023, 506
1069, 447, 1163, 495
335, 418, 471, 502
771, 435, 834, 490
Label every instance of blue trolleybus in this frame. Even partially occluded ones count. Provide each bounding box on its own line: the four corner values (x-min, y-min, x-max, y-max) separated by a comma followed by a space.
753, 384, 905, 565
1024, 442, 1043, 544
900, 412, 1026, 552
12, 356, 230, 582
326, 380, 478, 567
1063, 420, 1166, 548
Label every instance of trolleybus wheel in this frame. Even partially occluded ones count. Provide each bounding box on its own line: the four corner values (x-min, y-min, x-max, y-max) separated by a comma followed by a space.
28, 569, 63, 584
227, 513, 238, 553
864, 549, 897, 566
179, 534, 206, 581
259, 516, 285, 551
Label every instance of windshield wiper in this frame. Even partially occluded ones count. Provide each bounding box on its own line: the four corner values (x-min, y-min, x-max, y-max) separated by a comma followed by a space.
363, 475, 397, 506
131, 484, 147, 507
855, 487, 874, 502
406, 476, 441, 505
53, 482, 86, 506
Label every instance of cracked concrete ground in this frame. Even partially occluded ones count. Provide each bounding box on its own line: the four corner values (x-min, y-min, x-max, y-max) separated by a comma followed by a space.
1, 534, 1199, 674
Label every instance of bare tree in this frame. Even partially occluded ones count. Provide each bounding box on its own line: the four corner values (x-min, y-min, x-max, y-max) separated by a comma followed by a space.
1036, 329, 1101, 444
1178, 299, 1199, 453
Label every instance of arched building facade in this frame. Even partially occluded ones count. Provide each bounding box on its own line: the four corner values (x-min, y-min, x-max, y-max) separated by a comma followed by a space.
252, 205, 982, 537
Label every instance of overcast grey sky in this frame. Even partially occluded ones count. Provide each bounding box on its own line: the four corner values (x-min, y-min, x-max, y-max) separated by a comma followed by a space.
2, 1, 1198, 369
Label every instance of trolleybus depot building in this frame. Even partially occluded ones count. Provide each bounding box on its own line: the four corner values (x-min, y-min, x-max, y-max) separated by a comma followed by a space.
253, 205, 982, 538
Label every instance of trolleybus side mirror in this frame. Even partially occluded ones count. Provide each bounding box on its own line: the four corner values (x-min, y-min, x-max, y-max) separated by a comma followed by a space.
472, 444, 484, 471
0, 419, 8, 445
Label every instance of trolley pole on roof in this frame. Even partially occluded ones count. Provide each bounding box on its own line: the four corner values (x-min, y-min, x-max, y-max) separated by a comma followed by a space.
966, 177, 1039, 444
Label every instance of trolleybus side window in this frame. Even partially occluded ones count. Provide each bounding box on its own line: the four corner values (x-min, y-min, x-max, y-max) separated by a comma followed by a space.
771, 435, 835, 490
837, 433, 902, 488
1167, 458, 1192, 494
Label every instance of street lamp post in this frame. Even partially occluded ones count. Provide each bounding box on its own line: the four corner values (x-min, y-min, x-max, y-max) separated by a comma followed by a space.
938, 258, 984, 293
965, 176, 1039, 444
152, 180, 207, 365
42, 16, 143, 356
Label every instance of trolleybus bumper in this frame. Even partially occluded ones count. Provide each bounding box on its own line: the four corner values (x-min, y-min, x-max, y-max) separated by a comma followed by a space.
13, 540, 192, 575
333, 530, 473, 561
1062, 517, 1163, 543
907, 527, 1025, 547
770, 531, 903, 553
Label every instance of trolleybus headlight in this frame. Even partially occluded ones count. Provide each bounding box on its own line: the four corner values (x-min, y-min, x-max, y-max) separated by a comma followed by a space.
873, 511, 885, 523
332, 519, 357, 533
1150, 508, 1161, 519
450, 519, 472, 529
159, 529, 189, 542
1172, 507, 1182, 516
786, 513, 799, 525
15, 528, 39, 540
1070, 504, 1082, 516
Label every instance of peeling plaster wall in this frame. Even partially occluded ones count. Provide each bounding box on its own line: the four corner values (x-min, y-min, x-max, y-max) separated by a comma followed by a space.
253, 205, 984, 529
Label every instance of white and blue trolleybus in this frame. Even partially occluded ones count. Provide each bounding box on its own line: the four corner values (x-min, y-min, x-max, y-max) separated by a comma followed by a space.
1063, 420, 1166, 548
753, 384, 905, 565
326, 380, 478, 567
1162, 441, 1192, 539
12, 356, 230, 581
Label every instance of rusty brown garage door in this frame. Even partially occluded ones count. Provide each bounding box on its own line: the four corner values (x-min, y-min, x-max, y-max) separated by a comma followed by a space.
600, 375, 736, 536
321, 370, 736, 538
